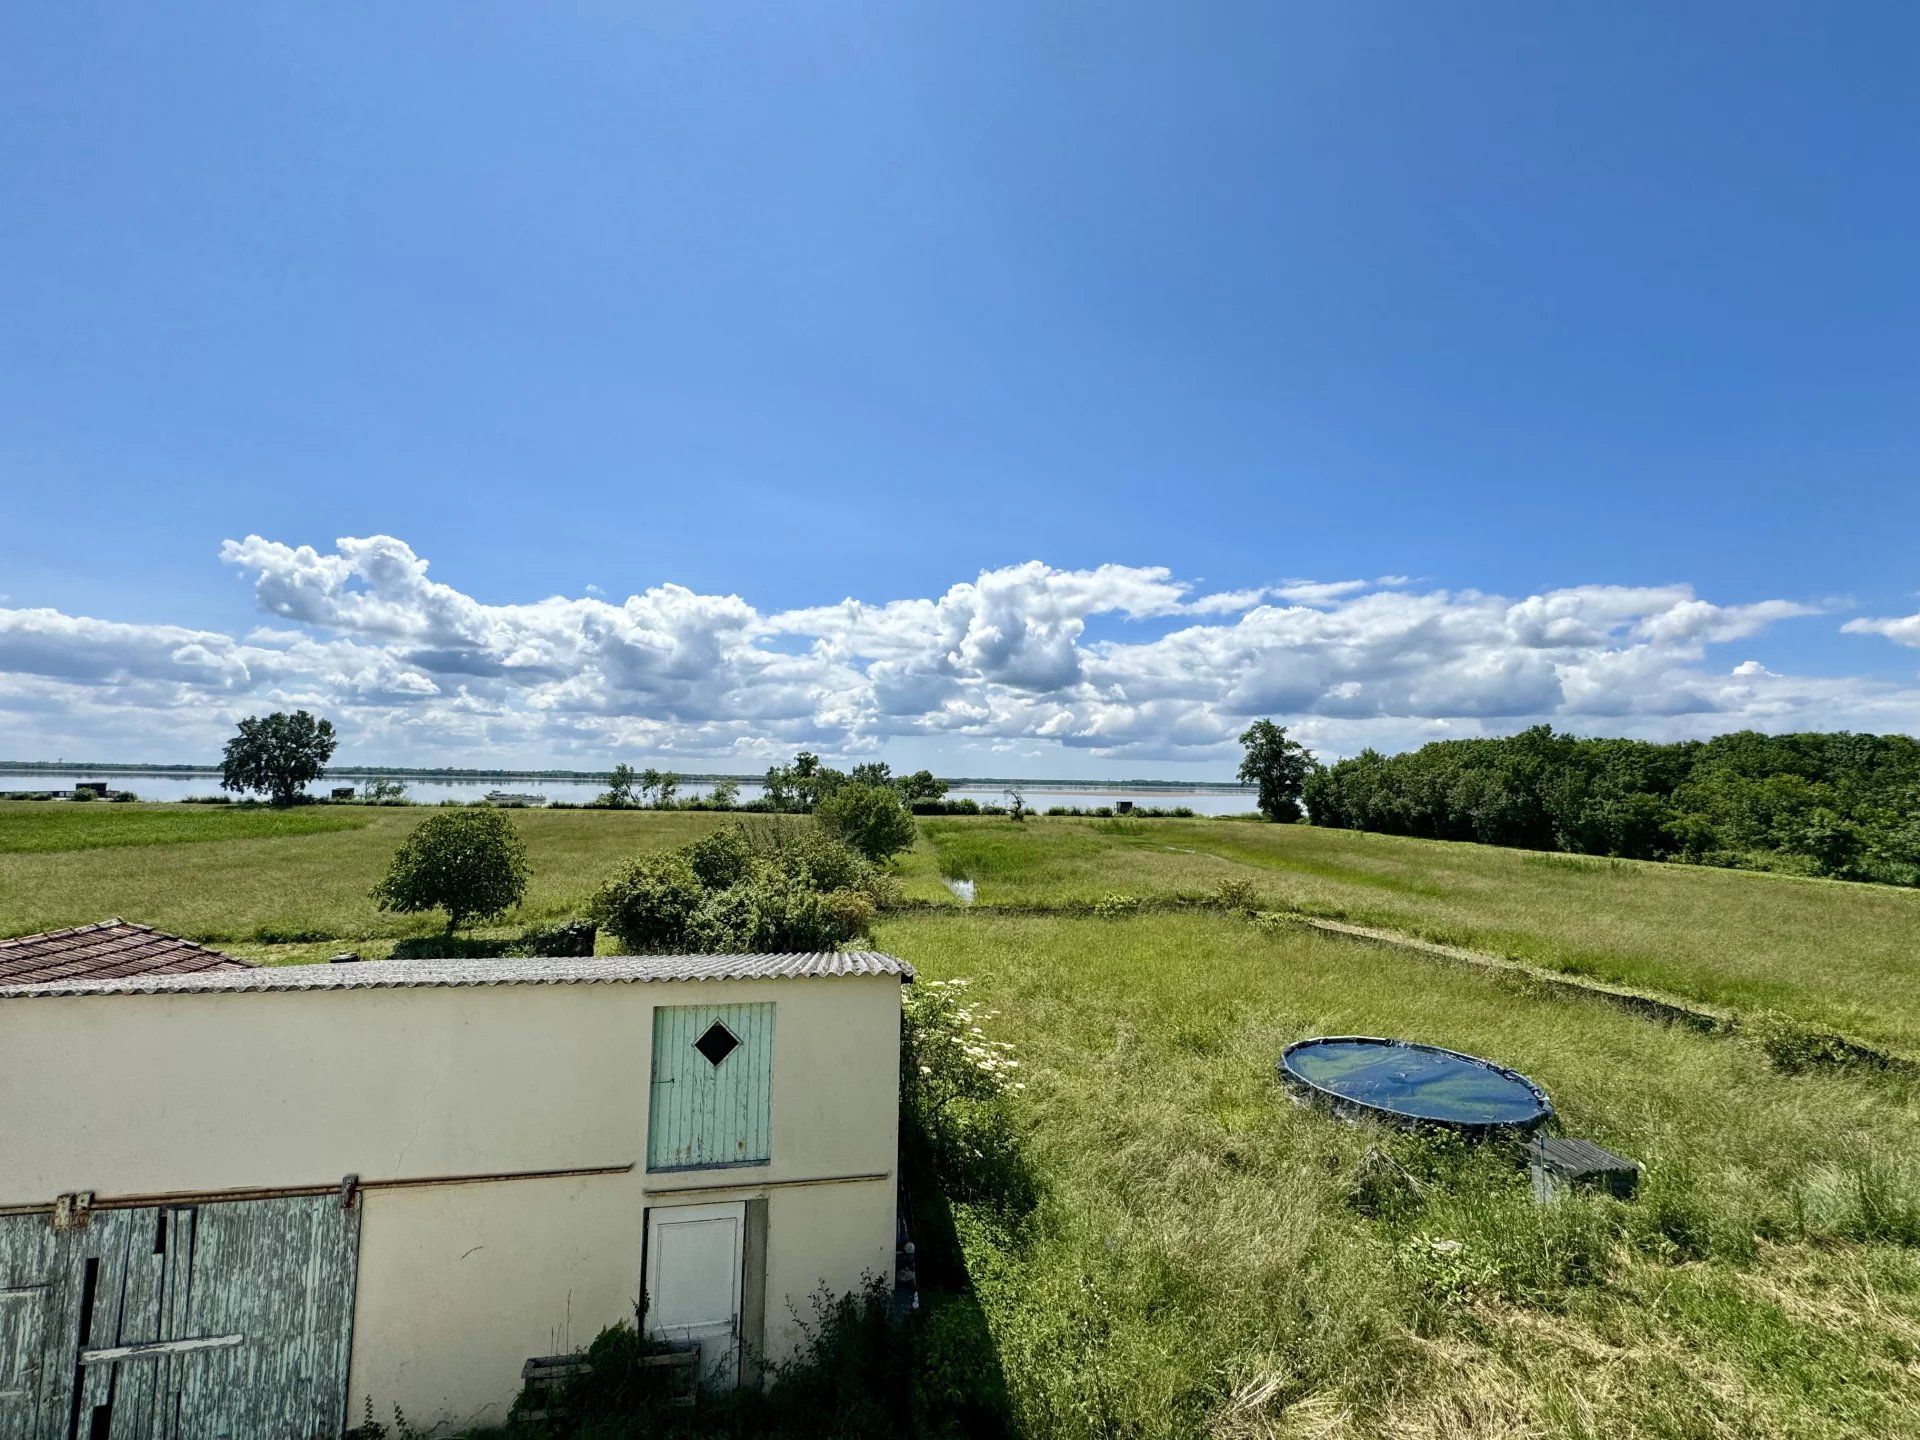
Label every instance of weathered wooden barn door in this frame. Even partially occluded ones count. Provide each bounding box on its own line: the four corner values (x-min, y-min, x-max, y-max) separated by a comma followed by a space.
0, 1212, 60, 1436
647, 1003, 776, 1171
0, 1194, 358, 1440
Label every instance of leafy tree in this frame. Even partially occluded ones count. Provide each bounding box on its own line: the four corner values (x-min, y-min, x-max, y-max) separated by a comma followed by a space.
372, 808, 530, 933
652, 770, 680, 808
763, 751, 845, 811
220, 710, 338, 806
706, 777, 741, 808
816, 783, 918, 862
762, 763, 798, 811
849, 761, 894, 789
1005, 788, 1027, 823
1237, 720, 1318, 823
897, 769, 948, 804
364, 777, 409, 804
599, 763, 639, 809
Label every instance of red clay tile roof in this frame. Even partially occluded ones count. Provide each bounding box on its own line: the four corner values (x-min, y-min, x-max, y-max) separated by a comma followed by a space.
0, 920, 253, 986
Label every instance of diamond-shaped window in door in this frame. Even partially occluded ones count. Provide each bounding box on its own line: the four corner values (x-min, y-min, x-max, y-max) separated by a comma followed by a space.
695, 1020, 741, 1067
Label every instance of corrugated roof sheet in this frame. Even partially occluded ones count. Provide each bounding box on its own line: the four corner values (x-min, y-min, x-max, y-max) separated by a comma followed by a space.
0, 951, 913, 1000
0, 920, 253, 987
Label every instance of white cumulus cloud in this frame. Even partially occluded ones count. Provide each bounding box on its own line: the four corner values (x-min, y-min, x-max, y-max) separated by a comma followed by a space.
0, 536, 1906, 767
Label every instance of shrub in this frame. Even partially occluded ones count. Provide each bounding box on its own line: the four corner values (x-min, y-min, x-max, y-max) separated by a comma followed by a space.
731, 819, 899, 910
720, 865, 872, 952
1213, 878, 1260, 915
821, 888, 877, 940
1092, 893, 1142, 919
902, 978, 1035, 1220
815, 783, 918, 863
685, 825, 753, 890
517, 1281, 916, 1439
915, 1293, 1011, 1433
684, 882, 761, 951
513, 919, 598, 957
371, 808, 530, 933
592, 853, 704, 952
595, 821, 889, 955
388, 933, 510, 961
912, 798, 981, 816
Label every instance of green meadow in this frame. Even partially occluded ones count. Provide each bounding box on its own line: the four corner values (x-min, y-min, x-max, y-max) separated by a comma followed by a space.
876, 909, 1920, 1439
6, 800, 1920, 1433
7, 803, 1920, 1052
0, 801, 726, 950
911, 816, 1920, 1055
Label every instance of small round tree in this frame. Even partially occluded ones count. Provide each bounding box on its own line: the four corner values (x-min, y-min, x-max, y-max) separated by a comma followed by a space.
815, 783, 917, 863
373, 809, 530, 934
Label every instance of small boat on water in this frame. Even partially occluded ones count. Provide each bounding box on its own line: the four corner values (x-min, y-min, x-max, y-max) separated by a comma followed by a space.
483, 790, 548, 807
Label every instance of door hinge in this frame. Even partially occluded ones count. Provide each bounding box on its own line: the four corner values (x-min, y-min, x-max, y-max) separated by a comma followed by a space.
338, 1174, 360, 1212
51, 1191, 94, 1230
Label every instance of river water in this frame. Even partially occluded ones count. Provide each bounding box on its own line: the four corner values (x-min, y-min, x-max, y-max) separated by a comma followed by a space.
0, 771, 1260, 816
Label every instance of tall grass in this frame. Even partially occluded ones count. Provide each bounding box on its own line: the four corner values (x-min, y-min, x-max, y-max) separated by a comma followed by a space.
874, 910, 1920, 1438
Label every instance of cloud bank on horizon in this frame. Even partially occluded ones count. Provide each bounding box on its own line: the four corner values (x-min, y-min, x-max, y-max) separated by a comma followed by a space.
2, 534, 1918, 771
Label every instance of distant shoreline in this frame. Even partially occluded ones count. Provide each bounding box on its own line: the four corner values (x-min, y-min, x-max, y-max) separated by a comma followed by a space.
0, 761, 1255, 795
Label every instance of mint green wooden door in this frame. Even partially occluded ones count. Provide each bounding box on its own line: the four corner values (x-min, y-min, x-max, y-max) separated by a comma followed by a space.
648, 1003, 776, 1171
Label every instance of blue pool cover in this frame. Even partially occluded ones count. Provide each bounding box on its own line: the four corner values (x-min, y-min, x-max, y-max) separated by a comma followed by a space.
1279, 1036, 1553, 1137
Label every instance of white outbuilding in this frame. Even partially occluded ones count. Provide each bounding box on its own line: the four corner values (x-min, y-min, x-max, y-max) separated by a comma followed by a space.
0, 952, 911, 1437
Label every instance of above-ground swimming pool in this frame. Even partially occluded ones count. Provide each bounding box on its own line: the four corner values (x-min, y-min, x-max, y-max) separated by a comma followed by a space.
1279, 1036, 1554, 1138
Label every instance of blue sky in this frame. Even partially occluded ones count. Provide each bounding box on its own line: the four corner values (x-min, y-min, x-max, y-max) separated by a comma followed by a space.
3, 3, 1918, 776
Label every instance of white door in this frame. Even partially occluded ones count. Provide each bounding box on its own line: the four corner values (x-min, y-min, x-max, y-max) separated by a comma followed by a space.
644, 1201, 745, 1386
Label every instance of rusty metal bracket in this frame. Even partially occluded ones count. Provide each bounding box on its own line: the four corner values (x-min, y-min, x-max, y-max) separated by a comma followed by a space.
338, 1174, 360, 1212
51, 1191, 95, 1230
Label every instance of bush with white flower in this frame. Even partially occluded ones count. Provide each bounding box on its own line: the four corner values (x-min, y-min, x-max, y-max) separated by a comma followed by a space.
902, 978, 1035, 1219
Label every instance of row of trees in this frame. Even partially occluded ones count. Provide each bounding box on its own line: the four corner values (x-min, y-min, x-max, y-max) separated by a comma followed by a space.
761, 754, 947, 812
1302, 726, 1920, 886
598, 764, 715, 809
212, 713, 952, 821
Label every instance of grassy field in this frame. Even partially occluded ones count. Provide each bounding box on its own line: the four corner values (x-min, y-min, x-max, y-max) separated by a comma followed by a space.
914, 817, 1920, 1055
0, 801, 727, 953
7, 804, 1920, 1052
5, 800, 1920, 1434
0, 801, 374, 853
875, 909, 1920, 1439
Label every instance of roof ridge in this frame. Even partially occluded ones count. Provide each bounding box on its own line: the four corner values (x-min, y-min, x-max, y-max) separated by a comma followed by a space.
1, 951, 914, 998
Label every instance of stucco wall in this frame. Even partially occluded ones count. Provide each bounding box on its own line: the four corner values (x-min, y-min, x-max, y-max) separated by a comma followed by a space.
0, 972, 902, 1431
